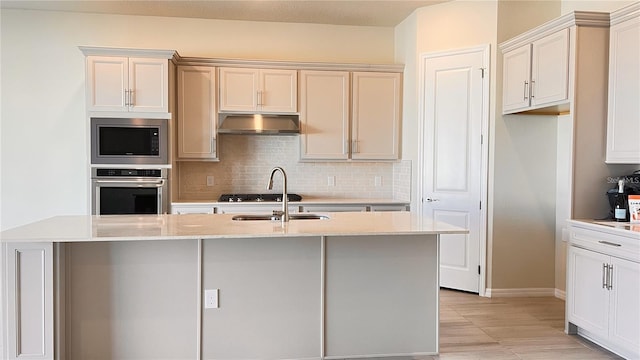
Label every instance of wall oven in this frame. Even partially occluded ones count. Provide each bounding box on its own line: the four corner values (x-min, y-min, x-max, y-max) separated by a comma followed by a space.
91, 117, 168, 165
91, 168, 169, 215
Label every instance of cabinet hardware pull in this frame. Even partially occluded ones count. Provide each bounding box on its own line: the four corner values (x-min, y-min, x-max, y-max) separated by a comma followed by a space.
608, 264, 614, 290
124, 89, 129, 106
602, 263, 607, 288
598, 240, 622, 247
523, 81, 529, 100
129, 89, 134, 107
531, 80, 535, 98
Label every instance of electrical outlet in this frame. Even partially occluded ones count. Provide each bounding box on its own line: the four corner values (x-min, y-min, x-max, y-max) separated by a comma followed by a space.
374, 176, 382, 187
206, 175, 215, 187
327, 176, 336, 187
204, 289, 219, 309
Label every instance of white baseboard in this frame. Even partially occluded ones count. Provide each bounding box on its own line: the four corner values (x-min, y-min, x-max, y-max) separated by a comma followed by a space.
554, 288, 566, 300
485, 287, 556, 298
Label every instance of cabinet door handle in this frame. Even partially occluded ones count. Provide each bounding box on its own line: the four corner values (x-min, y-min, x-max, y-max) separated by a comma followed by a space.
352, 140, 359, 153
530, 80, 535, 98
523, 81, 529, 100
124, 89, 129, 106
602, 263, 608, 289
129, 89, 134, 107
598, 240, 622, 247
608, 264, 614, 290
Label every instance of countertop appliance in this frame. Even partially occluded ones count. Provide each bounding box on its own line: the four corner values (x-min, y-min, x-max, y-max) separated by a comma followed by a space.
606, 171, 640, 220
92, 168, 169, 215
218, 193, 302, 203
91, 117, 168, 165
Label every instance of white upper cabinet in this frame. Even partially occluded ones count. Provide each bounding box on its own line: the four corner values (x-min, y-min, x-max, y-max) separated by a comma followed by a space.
299, 70, 350, 160
299, 71, 401, 161
351, 72, 401, 160
606, 6, 640, 164
219, 67, 297, 113
86, 56, 169, 113
177, 65, 217, 160
502, 29, 569, 114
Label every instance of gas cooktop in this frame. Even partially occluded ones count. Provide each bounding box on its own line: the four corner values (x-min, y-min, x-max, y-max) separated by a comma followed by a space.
218, 193, 302, 203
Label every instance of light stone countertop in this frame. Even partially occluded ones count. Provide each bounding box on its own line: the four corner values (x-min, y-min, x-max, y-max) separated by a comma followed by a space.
173, 198, 410, 205
568, 219, 640, 237
0, 212, 467, 243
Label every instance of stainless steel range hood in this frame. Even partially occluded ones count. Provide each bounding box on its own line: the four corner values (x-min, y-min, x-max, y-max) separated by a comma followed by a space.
218, 113, 300, 135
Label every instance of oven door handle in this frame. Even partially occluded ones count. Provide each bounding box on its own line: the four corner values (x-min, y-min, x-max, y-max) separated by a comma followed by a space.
94, 179, 165, 187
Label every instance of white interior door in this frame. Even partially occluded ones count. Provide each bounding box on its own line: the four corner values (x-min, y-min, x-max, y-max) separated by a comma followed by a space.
420, 47, 488, 294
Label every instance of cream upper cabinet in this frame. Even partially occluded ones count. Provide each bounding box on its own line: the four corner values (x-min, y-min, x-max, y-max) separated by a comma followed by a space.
299, 70, 350, 160
86, 56, 169, 113
177, 65, 217, 160
351, 72, 401, 160
502, 29, 569, 114
218, 67, 297, 113
606, 7, 640, 164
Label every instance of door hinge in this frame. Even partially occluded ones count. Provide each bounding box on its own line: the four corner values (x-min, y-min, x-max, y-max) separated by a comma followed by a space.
480, 67, 486, 78
478, 265, 481, 275
479, 201, 482, 210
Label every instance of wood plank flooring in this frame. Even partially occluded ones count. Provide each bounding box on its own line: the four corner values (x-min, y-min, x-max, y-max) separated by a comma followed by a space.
372, 289, 624, 360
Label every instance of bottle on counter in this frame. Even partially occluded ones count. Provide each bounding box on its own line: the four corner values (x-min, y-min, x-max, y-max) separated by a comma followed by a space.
614, 179, 628, 222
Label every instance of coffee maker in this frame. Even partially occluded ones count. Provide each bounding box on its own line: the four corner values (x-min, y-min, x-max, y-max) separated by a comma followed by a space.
606, 171, 640, 220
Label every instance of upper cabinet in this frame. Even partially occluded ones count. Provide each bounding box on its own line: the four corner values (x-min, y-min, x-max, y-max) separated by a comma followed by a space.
502, 29, 569, 114
606, 4, 640, 164
299, 70, 350, 160
351, 72, 401, 160
86, 56, 170, 113
177, 65, 218, 161
219, 67, 297, 113
299, 71, 401, 161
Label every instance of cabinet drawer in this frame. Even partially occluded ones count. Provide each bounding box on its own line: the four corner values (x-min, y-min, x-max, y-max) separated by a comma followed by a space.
570, 227, 640, 262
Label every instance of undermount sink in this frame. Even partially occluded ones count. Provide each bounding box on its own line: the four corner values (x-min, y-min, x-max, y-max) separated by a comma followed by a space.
232, 214, 330, 221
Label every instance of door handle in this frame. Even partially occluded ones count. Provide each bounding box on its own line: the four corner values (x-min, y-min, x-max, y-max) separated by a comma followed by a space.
425, 198, 440, 202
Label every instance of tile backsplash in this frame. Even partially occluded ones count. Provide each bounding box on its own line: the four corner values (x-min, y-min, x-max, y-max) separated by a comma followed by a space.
177, 135, 411, 201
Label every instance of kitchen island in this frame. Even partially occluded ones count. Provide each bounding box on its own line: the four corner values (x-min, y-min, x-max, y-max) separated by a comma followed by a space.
1, 212, 467, 360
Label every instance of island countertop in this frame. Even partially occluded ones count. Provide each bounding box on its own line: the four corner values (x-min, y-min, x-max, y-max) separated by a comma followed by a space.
0, 211, 468, 243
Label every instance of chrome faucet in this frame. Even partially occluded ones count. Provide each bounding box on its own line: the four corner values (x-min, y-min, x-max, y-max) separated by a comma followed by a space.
267, 166, 289, 223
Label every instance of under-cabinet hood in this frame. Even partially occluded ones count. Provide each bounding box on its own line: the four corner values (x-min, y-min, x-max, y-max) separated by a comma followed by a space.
218, 113, 300, 135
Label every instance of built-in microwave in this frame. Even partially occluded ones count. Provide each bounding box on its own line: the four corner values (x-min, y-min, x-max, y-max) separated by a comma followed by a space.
90, 117, 168, 165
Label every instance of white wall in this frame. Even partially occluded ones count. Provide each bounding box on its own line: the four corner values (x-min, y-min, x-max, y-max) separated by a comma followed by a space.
0, 9, 396, 231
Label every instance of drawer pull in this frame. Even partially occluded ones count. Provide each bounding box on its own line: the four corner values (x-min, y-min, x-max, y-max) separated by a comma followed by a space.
598, 240, 622, 247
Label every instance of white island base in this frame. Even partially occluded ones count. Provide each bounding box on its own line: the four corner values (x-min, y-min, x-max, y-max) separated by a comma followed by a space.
1, 212, 466, 359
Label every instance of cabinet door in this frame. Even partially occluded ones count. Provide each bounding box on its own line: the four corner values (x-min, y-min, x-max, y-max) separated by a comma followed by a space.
177, 66, 217, 160
608, 256, 640, 354
351, 72, 401, 160
260, 69, 297, 113
530, 28, 569, 108
502, 44, 531, 114
128, 57, 169, 113
299, 71, 350, 160
171, 205, 215, 214
86, 56, 128, 112
606, 16, 640, 164
219, 67, 259, 112
567, 246, 609, 339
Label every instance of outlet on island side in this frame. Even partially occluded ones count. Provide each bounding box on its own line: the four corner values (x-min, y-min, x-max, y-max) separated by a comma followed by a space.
206, 175, 215, 187
204, 289, 219, 309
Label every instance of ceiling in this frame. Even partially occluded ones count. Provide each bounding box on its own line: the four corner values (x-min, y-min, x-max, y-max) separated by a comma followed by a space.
0, 0, 449, 27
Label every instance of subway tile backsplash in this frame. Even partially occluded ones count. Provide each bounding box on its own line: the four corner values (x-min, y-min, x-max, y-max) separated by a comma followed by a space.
177, 135, 411, 201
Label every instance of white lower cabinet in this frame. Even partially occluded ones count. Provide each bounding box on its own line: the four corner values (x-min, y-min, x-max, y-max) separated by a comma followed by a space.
567, 224, 640, 359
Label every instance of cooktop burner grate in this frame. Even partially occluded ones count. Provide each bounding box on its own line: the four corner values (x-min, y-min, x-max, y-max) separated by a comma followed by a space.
218, 193, 302, 203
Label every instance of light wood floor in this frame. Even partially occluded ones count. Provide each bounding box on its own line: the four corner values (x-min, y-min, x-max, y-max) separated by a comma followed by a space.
382, 289, 624, 360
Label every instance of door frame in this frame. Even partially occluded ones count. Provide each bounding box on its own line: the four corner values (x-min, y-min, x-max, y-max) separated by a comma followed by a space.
417, 44, 490, 297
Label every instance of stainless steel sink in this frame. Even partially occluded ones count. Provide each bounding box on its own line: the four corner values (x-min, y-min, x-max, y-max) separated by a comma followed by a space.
232, 214, 330, 221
